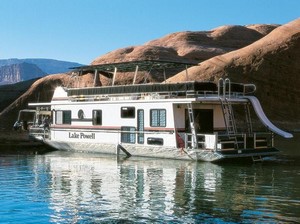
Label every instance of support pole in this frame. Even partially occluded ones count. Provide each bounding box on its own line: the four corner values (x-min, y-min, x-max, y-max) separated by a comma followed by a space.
76, 71, 82, 88
112, 67, 117, 86
133, 65, 139, 84
93, 69, 101, 87
185, 65, 189, 81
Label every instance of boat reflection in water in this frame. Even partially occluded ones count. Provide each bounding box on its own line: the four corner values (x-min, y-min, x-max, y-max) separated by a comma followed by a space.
38, 151, 299, 223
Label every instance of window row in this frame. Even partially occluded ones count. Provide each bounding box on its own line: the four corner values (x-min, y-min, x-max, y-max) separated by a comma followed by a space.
55, 108, 166, 127
121, 126, 163, 145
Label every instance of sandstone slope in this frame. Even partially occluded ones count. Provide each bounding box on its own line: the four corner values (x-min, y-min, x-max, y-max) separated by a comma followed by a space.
91, 25, 277, 83
92, 24, 278, 64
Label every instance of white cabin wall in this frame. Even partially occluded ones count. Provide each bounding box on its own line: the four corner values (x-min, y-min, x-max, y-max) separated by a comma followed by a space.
50, 94, 227, 133
50, 100, 178, 147
52, 100, 177, 129
173, 105, 185, 130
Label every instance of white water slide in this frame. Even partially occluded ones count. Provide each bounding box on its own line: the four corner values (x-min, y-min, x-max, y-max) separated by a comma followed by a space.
244, 96, 293, 138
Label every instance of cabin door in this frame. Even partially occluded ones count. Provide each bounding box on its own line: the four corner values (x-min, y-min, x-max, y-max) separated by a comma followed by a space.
186, 109, 214, 133
196, 109, 213, 133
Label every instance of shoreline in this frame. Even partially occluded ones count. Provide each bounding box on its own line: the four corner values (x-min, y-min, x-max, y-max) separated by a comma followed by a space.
0, 130, 54, 155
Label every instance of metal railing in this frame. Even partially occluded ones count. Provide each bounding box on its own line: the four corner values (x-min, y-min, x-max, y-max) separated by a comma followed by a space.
184, 132, 274, 151
185, 133, 214, 150
217, 132, 274, 151
218, 78, 257, 97
29, 126, 50, 140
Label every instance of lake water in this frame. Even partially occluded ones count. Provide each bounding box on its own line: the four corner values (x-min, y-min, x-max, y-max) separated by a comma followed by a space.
0, 134, 300, 223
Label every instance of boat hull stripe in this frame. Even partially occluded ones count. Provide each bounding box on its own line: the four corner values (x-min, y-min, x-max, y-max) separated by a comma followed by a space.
50, 125, 177, 132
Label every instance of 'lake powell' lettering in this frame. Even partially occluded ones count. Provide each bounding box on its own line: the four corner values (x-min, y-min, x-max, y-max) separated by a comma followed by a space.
69, 132, 95, 139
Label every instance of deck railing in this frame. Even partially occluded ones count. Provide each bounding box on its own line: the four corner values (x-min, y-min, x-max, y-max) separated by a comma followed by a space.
69, 84, 256, 102
185, 132, 274, 151
29, 126, 50, 140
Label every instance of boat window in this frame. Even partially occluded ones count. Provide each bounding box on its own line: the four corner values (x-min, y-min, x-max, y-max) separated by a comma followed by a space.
121, 107, 135, 118
92, 110, 102, 125
121, 126, 136, 143
147, 137, 164, 145
78, 109, 84, 120
150, 109, 166, 127
137, 109, 144, 144
55, 110, 71, 124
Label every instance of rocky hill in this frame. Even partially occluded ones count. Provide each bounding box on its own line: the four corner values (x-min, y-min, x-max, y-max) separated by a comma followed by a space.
0, 78, 40, 112
91, 24, 278, 83
0, 19, 299, 131
92, 24, 279, 65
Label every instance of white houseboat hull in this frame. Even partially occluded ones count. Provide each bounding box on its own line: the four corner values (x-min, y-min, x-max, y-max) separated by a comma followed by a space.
44, 139, 225, 162
43, 138, 280, 162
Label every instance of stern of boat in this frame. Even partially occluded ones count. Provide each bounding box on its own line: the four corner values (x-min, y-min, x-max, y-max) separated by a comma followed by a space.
184, 132, 279, 162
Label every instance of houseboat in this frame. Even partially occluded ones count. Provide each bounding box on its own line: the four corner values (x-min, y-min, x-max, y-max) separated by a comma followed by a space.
18, 60, 293, 162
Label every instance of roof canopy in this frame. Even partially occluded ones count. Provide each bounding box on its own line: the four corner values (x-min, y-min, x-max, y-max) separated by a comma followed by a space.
71, 60, 198, 74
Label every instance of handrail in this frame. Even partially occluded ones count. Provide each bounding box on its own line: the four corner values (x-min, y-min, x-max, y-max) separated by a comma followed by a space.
218, 78, 231, 98
29, 126, 50, 140
218, 78, 257, 97
224, 78, 231, 98
243, 84, 256, 95
218, 78, 224, 97
217, 132, 274, 150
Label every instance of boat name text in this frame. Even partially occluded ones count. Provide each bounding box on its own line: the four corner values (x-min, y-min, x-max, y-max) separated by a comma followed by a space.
69, 132, 95, 139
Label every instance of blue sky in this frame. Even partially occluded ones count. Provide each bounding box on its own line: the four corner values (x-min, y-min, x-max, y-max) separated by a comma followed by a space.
0, 0, 299, 65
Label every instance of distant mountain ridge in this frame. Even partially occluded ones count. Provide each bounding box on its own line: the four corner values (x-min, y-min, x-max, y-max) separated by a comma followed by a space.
0, 58, 83, 85
0, 58, 83, 74
0, 62, 45, 85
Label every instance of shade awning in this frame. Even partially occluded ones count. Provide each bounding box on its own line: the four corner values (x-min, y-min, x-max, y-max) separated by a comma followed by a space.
71, 60, 198, 74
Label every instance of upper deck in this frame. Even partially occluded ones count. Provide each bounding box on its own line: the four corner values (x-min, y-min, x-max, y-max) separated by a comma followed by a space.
65, 81, 255, 102
65, 60, 256, 102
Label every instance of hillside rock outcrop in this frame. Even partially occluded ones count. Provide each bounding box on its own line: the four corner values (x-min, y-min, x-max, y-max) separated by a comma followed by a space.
92, 24, 278, 65
0, 78, 40, 112
91, 25, 278, 83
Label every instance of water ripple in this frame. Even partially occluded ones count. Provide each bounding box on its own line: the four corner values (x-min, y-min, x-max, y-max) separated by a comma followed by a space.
0, 153, 300, 223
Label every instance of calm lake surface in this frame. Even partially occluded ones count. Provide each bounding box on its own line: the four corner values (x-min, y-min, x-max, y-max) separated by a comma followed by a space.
0, 134, 299, 223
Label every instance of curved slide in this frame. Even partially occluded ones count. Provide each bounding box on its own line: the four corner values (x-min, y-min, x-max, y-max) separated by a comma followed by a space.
243, 96, 293, 138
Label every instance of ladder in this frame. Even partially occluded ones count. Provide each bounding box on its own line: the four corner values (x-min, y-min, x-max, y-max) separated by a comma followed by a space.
187, 103, 198, 149
220, 98, 239, 149
220, 98, 237, 135
244, 103, 253, 134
